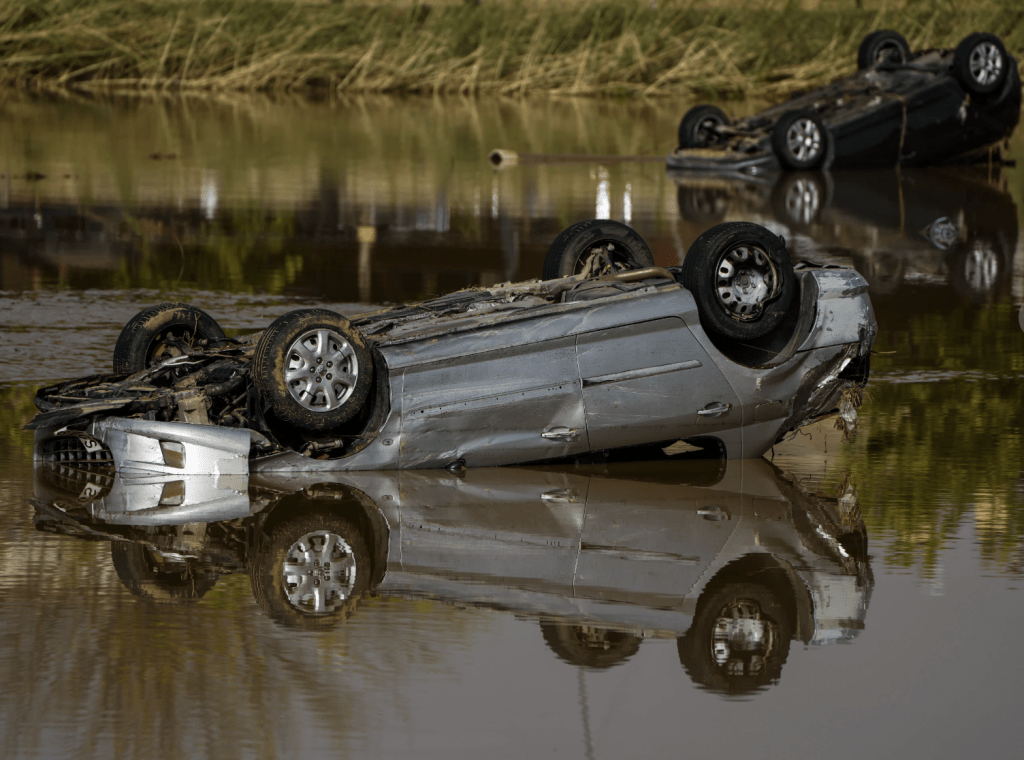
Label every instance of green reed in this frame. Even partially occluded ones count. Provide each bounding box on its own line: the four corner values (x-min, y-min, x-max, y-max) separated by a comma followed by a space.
0, 0, 1022, 96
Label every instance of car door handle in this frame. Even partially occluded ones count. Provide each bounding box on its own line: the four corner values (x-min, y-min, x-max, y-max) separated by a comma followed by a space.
540, 488, 580, 504
697, 402, 732, 417
542, 426, 580, 441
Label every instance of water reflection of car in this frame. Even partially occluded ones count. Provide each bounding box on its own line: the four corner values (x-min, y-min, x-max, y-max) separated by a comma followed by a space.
28, 220, 875, 473
668, 30, 1020, 172
33, 459, 872, 695
672, 166, 1019, 300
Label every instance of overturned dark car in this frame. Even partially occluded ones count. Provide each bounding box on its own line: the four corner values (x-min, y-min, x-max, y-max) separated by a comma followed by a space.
668, 30, 1021, 173
27, 220, 875, 474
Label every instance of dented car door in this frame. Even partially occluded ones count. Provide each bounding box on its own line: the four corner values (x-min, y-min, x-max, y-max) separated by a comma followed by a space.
576, 317, 742, 451
399, 335, 590, 467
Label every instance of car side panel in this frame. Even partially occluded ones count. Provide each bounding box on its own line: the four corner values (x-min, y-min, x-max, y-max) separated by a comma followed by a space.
398, 336, 591, 467
576, 317, 742, 451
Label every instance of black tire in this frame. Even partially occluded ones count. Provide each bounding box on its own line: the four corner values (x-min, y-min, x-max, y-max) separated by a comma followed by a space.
677, 104, 730, 149
677, 582, 792, 695
110, 543, 217, 604
953, 33, 1009, 97
770, 172, 829, 230
112, 302, 225, 374
681, 222, 796, 341
540, 623, 641, 669
772, 110, 828, 170
250, 510, 370, 630
857, 30, 910, 69
542, 220, 655, 280
252, 308, 373, 434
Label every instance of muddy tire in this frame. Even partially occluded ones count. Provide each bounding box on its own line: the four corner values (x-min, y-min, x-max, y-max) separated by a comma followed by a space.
857, 30, 910, 69
110, 543, 217, 604
953, 33, 1009, 97
677, 582, 792, 695
113, 302, 226, 374
771, 109, 828, 170
681, 222, 796, 341
677, 104, 730, 149
540, 623, 641, 669
252, 309, 373, 434
250, 510, 370, 629
542, 220, 655, 280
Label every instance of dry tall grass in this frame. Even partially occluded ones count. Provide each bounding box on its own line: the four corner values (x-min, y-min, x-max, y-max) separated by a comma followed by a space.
0, 0, 1021, 96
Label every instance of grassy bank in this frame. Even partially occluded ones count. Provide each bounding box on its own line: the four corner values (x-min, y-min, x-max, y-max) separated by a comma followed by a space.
0, 0, 1022, 96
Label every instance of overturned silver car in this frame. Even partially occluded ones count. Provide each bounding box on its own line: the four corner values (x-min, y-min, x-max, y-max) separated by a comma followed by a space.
28, 220, 875, 473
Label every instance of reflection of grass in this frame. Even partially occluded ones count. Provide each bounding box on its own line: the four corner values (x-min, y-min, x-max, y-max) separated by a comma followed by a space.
0, 383, 40, 465
0, 0, 1021, 96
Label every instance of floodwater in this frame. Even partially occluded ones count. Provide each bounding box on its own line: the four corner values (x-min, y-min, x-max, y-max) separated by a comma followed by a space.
1, 92, 1023, 759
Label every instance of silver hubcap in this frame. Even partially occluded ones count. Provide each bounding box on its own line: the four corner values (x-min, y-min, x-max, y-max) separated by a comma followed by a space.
874, 42, 904, 65
970, 42, 1002, 86
782, 178, 821, 225
786, 118, 822, 163
964, 242, 999, 293
284, 329, 359, 412
694, 116, 722, 144
712, 600, 776, 673
715, 244, 778, 320
282, 530, 358, 615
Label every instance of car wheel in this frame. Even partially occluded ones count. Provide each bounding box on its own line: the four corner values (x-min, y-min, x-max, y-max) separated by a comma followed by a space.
949, 239, 1004, 301
540, 623, 641, 668
110, 543, 218, 604
772, 110, 828, 170
681, 222, 796, 341
677, 104, 730, 149
857, 29, 910, 69
771, 172, 829, 230
953, 32, 1009, 97
677, 582, 792, 695
250, 510, 370, 629
252, 308, 373, 434
112, 302, 226, 374
542, 219, 655, 280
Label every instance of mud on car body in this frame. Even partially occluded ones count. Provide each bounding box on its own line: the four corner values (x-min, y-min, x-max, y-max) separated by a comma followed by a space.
27, 219, 876, 474
669, 30, 1021, 173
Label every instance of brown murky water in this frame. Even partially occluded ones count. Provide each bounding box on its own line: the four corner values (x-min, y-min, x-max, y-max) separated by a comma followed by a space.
1, 92, 1023, 759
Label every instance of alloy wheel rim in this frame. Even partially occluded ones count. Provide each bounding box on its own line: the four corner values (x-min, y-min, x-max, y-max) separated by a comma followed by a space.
282, 530, 358, 615
284, 328, 359, 412
969, 42, 1002, 86
785, 118, 822, 163
715, 244, 779, 320
711, 599, 776, 672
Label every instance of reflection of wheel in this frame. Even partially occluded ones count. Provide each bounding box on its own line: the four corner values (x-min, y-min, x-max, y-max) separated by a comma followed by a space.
250, 510, 370, 629
772, 110, 828, 170
540, 623, 641, 669
678, 105, 730, 149
252, 309, 373, 434
678, 582, 792, 695
857, 30, 910, 69
113, 302, 225, 374
542, 220, 655, 280
954, 33, 1009, 97
771, 172, 828, 230
681, 222, 796, 340
677, 185, 729, 224
111, 543, 217, 604
949, 239, 1003, 301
